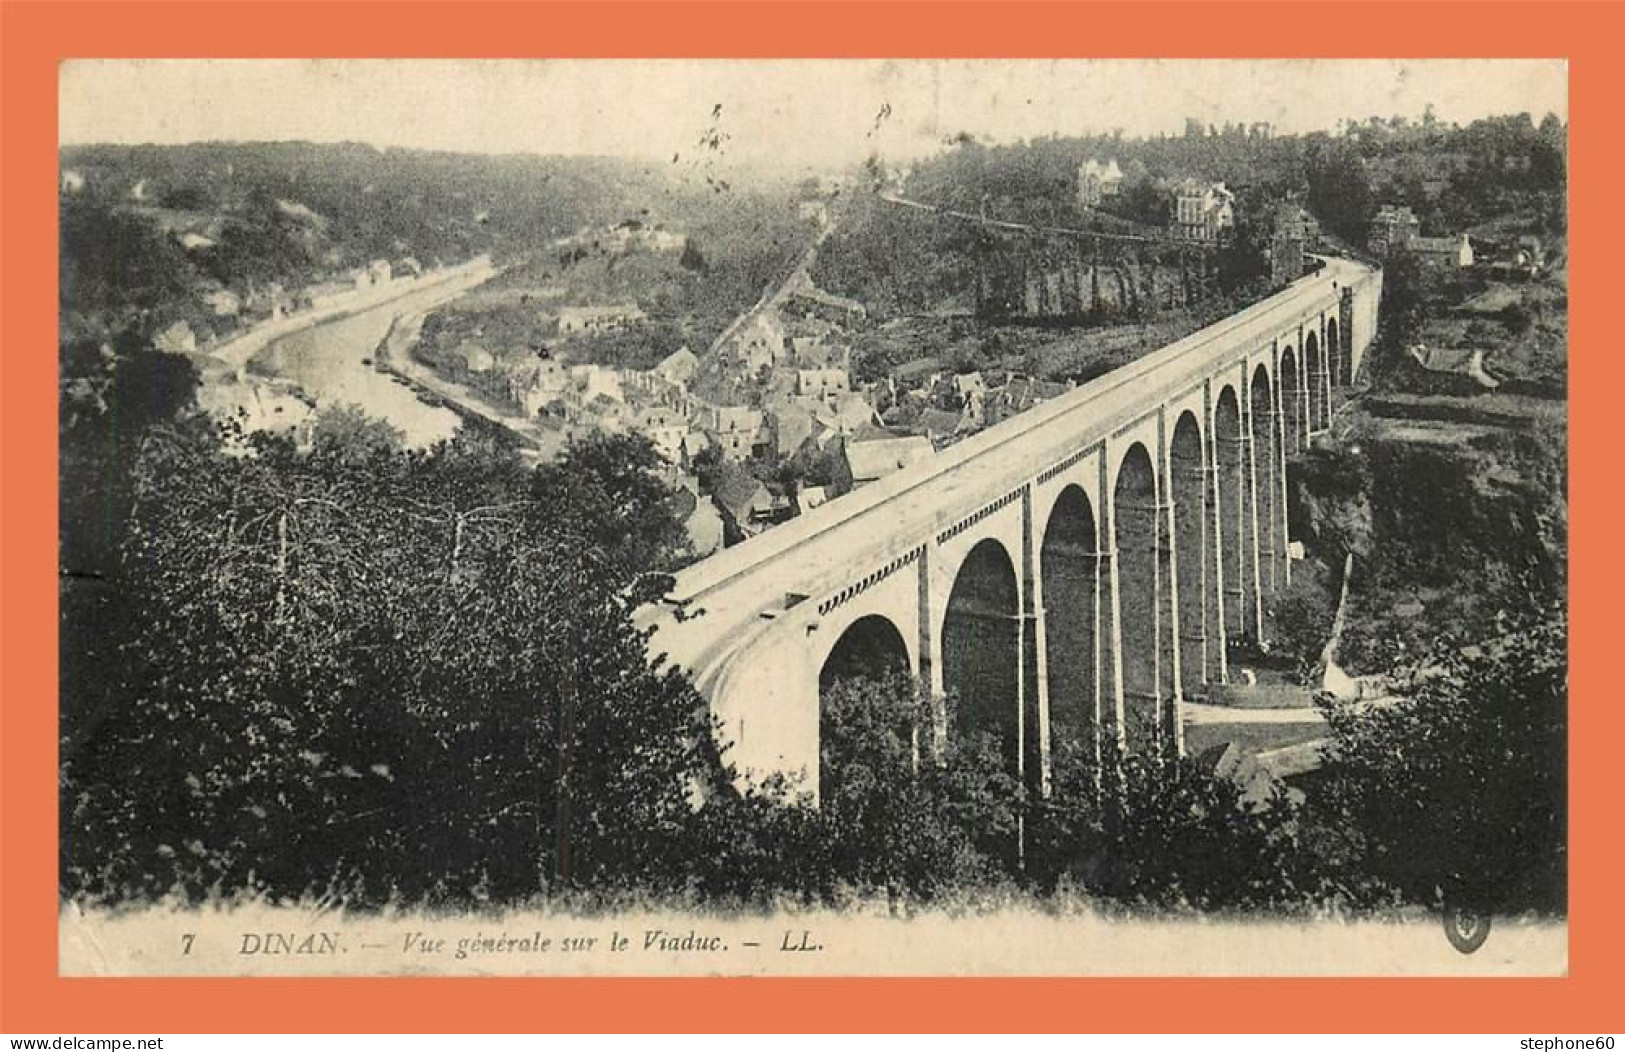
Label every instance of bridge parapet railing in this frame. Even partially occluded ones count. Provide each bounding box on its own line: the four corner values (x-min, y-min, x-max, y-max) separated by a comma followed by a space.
663, 256, 1378, 615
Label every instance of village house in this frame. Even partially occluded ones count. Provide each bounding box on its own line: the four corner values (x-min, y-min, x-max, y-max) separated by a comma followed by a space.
796, 367, 851, 405
558, 303, 647, 336
509, 358, 572, 417
1174, 179, 1236, 242
763, 397, 818, 460
788, 333, 848, 369
154, 321, 198, 356
984, 375, 1071, 427
456, 342, 496, 376
1478, 235, 1546, 280
731, 311, 787, 372
632, 406, 691, 464
832, 434, 936, 495
244, 283, 295, 321
1410, 232, 1475, 270
704, 405, 769, 461
566, 392, 629, 434
651, 346, 700, 389
1076, 158, 1124, 206
812, 393, 881, 440
917, 406, 970, 447
710, 462, 779, 544
890, 356, 944, 397
1369, 204, 1474, 268
785, 275, 869, 323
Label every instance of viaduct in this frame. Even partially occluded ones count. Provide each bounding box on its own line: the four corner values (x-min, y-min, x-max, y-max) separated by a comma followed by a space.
643, 256, 1383, 801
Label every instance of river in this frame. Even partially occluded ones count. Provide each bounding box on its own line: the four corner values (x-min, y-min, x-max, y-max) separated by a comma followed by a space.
251, 271, 492, 449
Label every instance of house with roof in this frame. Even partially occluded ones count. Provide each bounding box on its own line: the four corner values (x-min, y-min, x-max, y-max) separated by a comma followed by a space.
710, 462, 779, 544
917, 407, 970, 447
1410, 232, 1475, 270
632, 406, 690, 463
154, 321, 198, 356
763, 398, 817, 460
1174, 179, 1236, 242
1077, 158, 1124, 206
796, 367, 851, 405
704, 404, 769, 461
985, 375, 1070, 427
789, 333, 849, 369
891, 356, 943, 388
731, 311, 787, 372
652, 346, 699, 389
509, 359, 572, 417
460, 343, 496, 373
203, 289, 242, 318
832, 434, 936, 495
812, 392, 880, 440
1407, 344, 1500, 388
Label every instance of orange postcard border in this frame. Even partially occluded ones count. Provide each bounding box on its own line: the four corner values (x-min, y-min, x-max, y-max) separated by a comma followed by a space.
3, 0, 1621, 1034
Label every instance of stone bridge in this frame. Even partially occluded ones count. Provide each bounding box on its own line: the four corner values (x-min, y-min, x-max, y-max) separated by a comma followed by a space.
644, 257, 1382, 801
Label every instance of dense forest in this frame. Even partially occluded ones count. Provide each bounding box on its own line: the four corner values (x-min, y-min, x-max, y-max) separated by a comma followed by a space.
816, 112, 1566, 317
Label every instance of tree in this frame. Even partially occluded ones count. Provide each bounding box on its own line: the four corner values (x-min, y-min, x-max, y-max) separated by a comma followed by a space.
1312, 610, 1567, 914
61, 422, 716, 905
808, 672, 1017, 898
1304, 142, 1375, 246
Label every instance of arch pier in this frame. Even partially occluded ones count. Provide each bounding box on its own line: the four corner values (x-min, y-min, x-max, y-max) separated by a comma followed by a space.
647, 258, 1382, 804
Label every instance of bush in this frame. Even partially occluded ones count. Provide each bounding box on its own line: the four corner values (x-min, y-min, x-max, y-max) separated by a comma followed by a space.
1311, 609, 1567, 914
1033, 750, 1314, 911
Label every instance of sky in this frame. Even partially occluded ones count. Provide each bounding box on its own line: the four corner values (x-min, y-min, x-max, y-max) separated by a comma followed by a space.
60, 59, 1568, 171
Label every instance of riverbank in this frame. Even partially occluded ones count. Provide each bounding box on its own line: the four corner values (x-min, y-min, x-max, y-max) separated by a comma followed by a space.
196, 258, 500, 449
374, 310, 566, 460
205, 256, 497, 376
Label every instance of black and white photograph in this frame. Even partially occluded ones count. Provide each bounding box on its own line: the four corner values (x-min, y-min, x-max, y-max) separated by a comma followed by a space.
56, 58, 1569, 976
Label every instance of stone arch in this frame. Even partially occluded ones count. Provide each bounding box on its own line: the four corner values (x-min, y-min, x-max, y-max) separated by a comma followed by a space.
1250, 363, 1279, 602
1280, 345, 1303, 456
1112, 442, 1166, 756
942, 537, 1021, 777
1040, 484, 1101, 786
1170, 411, 1207, 698
819, 613, 911, 695
1214, 384, 1253, 640
1305, 331, 1327, 432
818, 614, 913, 799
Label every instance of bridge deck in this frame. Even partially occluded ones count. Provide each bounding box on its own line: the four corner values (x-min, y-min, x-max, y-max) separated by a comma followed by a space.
644, 256, 1375, 676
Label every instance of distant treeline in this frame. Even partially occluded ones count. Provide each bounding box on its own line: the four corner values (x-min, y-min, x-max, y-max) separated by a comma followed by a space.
58, 141, 810, 347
